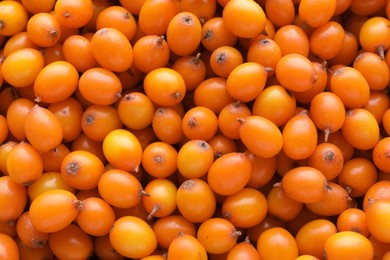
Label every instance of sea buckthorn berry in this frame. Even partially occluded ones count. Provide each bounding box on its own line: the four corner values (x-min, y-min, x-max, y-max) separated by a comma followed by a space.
307, 143, 344, 181
353, 51, 390, 91
90, 27, 133, 72
7, 142, 43, 186
181, 106, 218, 141
152, 107, 184, 145
334, 0, 352, 16
257, 227, 298, 260
197, 217, 242, 254
207, 152, 252, 196
98, 169, 144, 209
180, 0, 217, 22
117, 92, 154, 130
168, 233, 207, 260
24, 105, 63, 153
0, 176, 27, 222
365, 200, 390, 243
1, 48, 44, 88
0, 233, 19, 259
363, 90, 390, 124
208, 134, 238, 158
0, 1, 28, 37
29, 189, 81, 233
78, 67, 122, 106
110, 216, 157, 259
209, 46, 244, 78
142, 141, 178, 178
383, 108, 390, 136
295, 219, 337, 259
222, 187, 268, 228
26, 12, 61, 47
60, 150, 105, 190
225, 62, 267, 103
341, 108, 380, 151
193, 76, 234, 113
337, 208, 370, 237
226, 236, 261, 260
143, 68, 186, 107
166, 12, 202, 56
330, 66, 370, 108
76, 197, 115, 237
359, 16, 390, 59
282, 111, 317, 160
102, 129, 142, 172
351, 0, 386, 17
265, 0, 295, 27
201, 17, 237, 52
299, 0, 337, 28
267, 185, 303, 222
309, 92, 345, 140
222, 0, 266, 39
274, 25, 310, 57
62, 35, 97, 73
138, 0, 178, 36
252, 85, 296, 127
16, 211, 49, 249
373, 137, 390, 173
42, 42, 65, 65
280, 166, 327, 204
218, 101, 252, 140
238, 116, 283, 159
306, 182, 350, 216
96, 5, 137, 41
275, 53, 317, 92
54, 0, 93, 29
176, 179, 217, 223
48, 223, 93, 260
177, 140, 214, 179
153, 214, 196, 250
337, 157, 378, 198
142, 178, 177, 219
247, 38, 282, 75
363, 180, 390, 211
324, 231, 374, 260
34, 61, 79, 104
0, 115, 8, 146
172, 53, 207, 92
2, 31, 39, 58
6, 98, 35, 141
309, 21, 345, 60
133, 35, 170, 74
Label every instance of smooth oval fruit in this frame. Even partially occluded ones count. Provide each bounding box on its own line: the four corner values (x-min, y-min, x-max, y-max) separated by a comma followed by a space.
110, 216, 157, 259
24, 105, 63, 153
239, 116, 283, 159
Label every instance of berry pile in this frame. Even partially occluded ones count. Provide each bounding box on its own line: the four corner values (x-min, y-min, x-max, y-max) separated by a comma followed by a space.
0, 0, 390, 259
